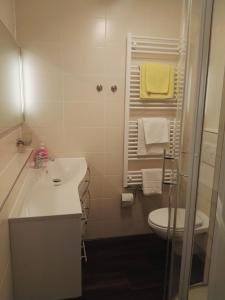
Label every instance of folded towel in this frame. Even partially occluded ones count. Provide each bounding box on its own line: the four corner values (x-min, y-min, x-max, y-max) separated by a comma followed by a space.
142, 117, 169, 145
146, 63, 171, 94
142, 169, 162, 195
140, 63, 174, 100
137, 119, 168, 155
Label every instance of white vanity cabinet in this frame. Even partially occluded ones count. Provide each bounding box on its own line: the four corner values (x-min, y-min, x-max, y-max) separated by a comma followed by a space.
10, 214, 82, 300
9, 158, 89, 300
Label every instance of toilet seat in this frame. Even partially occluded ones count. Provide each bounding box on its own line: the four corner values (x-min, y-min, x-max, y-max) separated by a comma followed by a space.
148, 208, 203, 231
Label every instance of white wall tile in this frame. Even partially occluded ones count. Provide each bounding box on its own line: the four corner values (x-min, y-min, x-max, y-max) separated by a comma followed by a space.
104, 101, 124, 127
62, 44, 105, 75
22, 42, 63, 75
26, 101, 63, 127
104, 152, 123, 176
64, 102, 104, 128
0, 0, 15, 36
62, 127, 105, 153
104, 127, 123, 153
61, 17, 106, 48
0, 138, 30, 299
63, 74, 105, 102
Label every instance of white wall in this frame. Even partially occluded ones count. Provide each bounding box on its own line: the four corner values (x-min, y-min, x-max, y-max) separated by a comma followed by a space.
16, 0, 182, 239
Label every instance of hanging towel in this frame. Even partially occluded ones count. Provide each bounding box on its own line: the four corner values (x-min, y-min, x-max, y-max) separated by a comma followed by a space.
140, 63, 174, 100
142, 117, 169, 145
137, 119, 168, 155
142, 169, 162, 195
146, 63, 171, 94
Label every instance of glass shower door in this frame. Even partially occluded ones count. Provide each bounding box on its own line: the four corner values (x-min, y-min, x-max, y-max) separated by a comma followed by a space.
167, 0, 214, 299
188, 0, 225, 298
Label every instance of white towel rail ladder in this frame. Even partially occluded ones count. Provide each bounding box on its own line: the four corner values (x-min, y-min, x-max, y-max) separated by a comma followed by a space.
123, 33, 183, 188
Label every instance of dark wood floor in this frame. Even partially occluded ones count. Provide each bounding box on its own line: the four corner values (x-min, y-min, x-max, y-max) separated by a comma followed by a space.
65, 234, 204, 300
81, 234, 167, 300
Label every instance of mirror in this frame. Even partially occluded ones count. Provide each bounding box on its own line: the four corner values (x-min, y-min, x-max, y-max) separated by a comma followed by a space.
0, 20, 23, 134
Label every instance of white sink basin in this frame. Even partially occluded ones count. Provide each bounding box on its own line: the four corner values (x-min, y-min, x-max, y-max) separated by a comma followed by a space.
10, 157, 87, 219
45, 157, 87, 186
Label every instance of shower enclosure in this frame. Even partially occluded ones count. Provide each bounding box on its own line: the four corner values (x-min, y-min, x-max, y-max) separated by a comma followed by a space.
167, 0, 225, 299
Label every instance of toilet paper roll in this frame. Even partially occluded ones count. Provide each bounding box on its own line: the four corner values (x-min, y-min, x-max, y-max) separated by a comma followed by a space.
121, 193, 134, 207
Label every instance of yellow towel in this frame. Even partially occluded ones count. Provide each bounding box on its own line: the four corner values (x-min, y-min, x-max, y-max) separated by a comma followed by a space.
146, 63, 171, 94
140, 63, 174, 100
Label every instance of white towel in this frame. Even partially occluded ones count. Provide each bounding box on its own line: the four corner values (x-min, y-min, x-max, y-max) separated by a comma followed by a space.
142, 117, 169, 145
137, 119, 169, 156
142, 169, 162, 195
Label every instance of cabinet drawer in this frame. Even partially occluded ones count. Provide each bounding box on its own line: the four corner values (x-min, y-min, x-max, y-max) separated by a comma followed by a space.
78, 167, 90, 198
81, 191, 90, 221
81, 219, 87, 237
81, 189, 90, 208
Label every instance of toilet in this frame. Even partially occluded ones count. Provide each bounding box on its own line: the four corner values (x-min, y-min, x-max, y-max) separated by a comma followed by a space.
148, 208, 209, 240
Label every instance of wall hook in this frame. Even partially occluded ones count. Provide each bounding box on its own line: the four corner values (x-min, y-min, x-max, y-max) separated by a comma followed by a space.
96, 84, 103, 92
111, 85, 117, 93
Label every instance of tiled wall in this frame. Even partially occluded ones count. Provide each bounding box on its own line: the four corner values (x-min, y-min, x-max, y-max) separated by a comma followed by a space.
196, 0, 225, 271
0, 146, 30, 300
197, 0, 225, 217
16, 0, 182, 239
178, 0, 206, 210
0, 129, 20, 300
197, 131, 217, 217
0, 1, 23, 298
195, 131, 217, 269
0, 0, 16, 36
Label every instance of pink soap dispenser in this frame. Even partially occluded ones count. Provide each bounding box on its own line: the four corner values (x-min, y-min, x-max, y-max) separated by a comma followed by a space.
33, 143, 49, 169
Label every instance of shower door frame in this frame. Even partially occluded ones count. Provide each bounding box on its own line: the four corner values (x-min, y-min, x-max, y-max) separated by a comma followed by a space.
208, 68, 225, 297
168, 0, 214, 299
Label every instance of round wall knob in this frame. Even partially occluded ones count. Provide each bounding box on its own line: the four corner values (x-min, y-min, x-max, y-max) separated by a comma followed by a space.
111, 85, 117, 93
96, 84, 103, 92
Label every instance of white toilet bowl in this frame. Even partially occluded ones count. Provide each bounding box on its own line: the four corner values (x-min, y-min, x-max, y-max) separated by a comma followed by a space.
148, 208, 209, 240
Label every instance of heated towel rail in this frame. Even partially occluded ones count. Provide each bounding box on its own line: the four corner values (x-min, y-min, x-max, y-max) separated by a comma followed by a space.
123, 33, 185, 188
128, 120, 181, 160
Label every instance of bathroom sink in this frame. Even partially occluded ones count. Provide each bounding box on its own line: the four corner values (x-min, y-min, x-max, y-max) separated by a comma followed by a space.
9, 157, 87, 299
47, 157, 87, 185
10, 157, 87, 219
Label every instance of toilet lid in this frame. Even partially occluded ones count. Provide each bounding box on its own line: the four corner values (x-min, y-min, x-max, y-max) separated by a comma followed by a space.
148, 208, 202, 231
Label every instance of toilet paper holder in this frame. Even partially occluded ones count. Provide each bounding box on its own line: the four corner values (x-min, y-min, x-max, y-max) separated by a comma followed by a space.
121, 193, 134, 207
